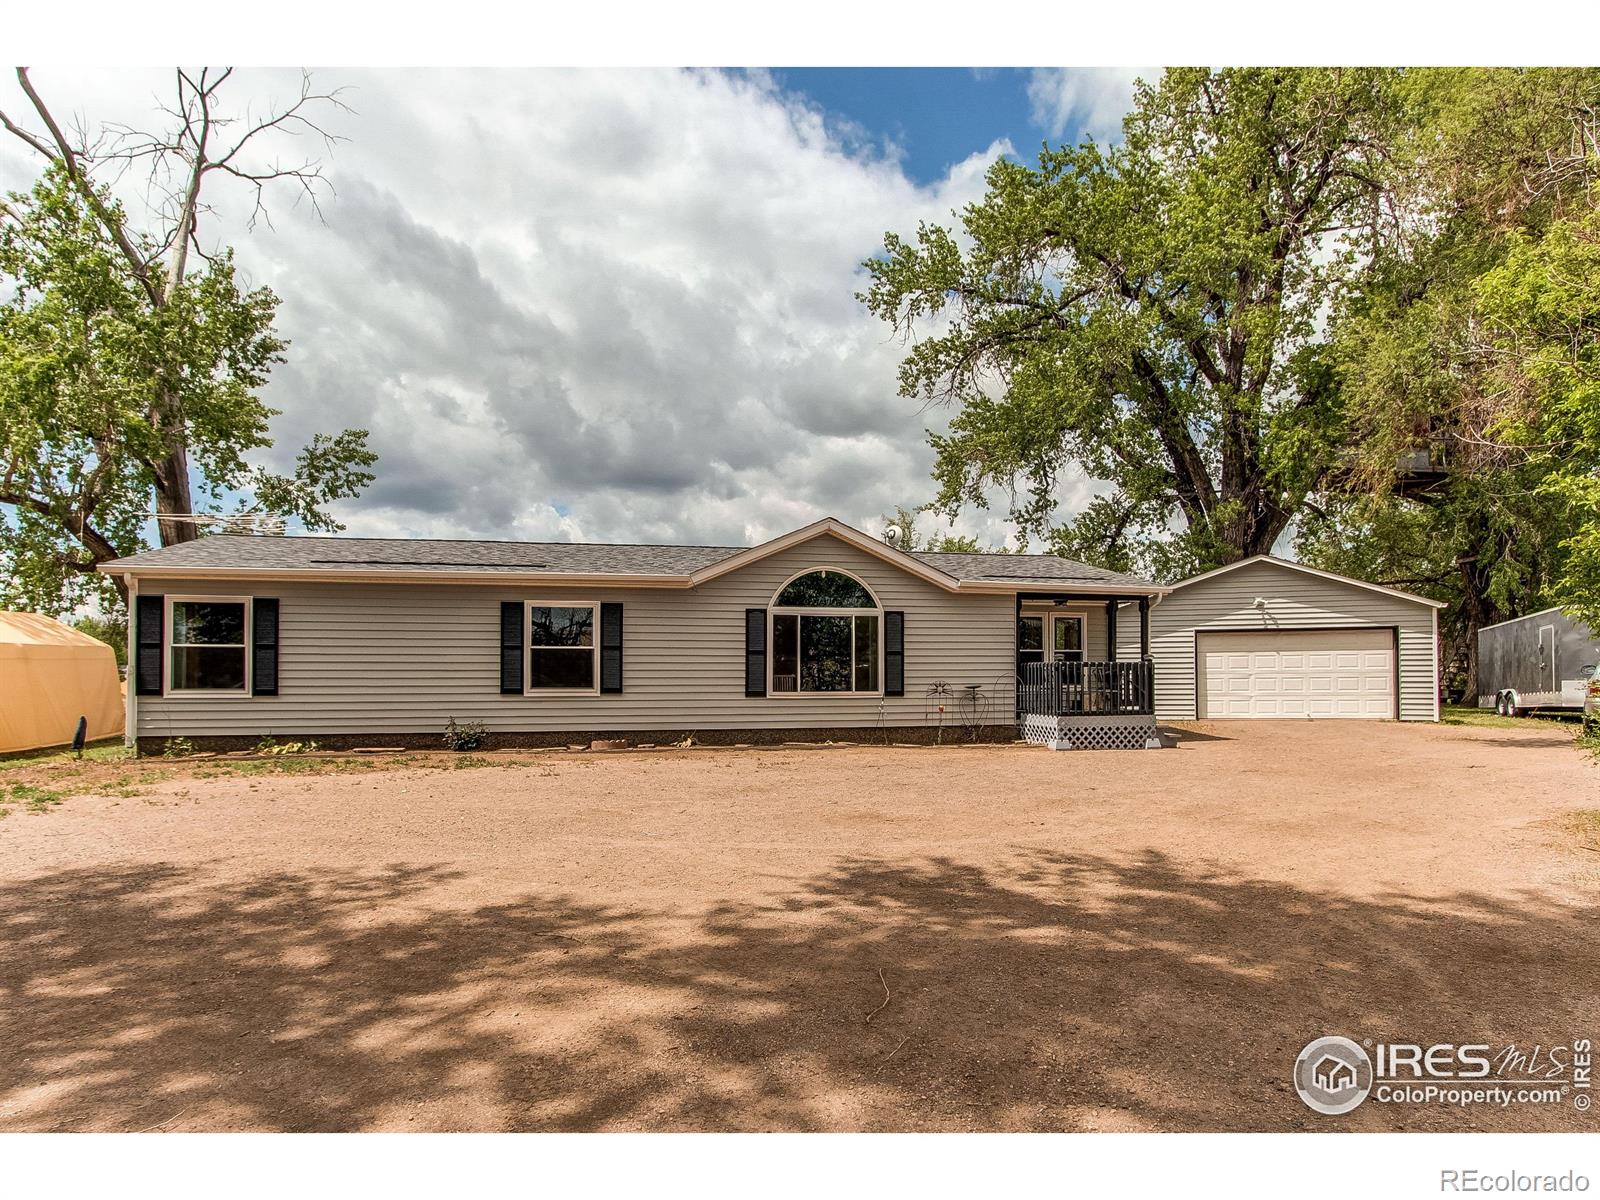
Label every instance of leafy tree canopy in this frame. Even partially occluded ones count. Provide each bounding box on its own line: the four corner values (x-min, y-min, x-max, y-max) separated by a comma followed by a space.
863, 68, 1408, 579
1316, 68, 1600, 688
0, 166, 376, 615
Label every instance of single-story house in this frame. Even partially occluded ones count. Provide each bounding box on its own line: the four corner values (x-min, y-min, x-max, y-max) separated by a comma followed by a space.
98, 517, 1443, 752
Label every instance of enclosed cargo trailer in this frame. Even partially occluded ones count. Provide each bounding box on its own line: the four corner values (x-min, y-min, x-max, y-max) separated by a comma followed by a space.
1477, 607, 1600, 715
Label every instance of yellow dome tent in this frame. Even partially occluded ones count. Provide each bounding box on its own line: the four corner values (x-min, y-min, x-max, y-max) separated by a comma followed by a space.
0, 612, 124, 754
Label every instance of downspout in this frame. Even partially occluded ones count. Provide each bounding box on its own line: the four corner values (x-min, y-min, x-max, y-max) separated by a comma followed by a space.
124, 573, 138, 752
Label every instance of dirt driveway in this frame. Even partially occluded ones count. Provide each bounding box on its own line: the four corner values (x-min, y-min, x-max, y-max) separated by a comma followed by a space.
1, 720, 1596, 1132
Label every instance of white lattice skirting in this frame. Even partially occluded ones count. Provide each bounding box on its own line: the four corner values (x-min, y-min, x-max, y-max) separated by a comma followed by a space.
1021, 713, 1161, 750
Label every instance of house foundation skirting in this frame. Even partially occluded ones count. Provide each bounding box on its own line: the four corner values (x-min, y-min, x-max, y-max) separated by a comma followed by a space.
1020, 713, 1161, 751
135, 724, 1021, 755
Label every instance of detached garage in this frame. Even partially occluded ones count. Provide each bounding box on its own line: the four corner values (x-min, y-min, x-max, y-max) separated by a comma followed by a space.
1144, 556, 1444, 722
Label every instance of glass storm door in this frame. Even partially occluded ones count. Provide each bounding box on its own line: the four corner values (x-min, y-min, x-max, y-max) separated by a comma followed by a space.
1049, 614, 1085, 663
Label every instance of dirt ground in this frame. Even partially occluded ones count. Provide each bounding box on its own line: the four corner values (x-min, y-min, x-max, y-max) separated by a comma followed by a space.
1, 720, 1597, 1133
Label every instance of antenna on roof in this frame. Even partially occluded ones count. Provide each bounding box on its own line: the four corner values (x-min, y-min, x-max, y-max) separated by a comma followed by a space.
140, 512, 291, 536
883, 525, 902, 549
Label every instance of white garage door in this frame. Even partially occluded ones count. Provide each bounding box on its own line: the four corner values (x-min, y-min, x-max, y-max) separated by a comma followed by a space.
1198, 629, 1394, 719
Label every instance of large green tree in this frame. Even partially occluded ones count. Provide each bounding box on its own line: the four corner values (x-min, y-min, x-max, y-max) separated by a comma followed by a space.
0, 68, 376, 615
1316, 68, 1600, 694
862, 68, 1408, 578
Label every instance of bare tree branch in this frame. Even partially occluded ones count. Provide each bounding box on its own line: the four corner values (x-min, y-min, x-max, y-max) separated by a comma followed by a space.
4, 67, 161, 303
2, 66, 354, 556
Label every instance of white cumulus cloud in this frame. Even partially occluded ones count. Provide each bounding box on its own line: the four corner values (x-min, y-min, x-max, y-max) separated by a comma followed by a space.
1, 68, 1106, 551
1026, 67, 1154, 143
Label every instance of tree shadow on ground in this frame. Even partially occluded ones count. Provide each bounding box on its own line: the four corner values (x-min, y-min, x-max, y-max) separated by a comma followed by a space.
1446, 732, 1587, 751
0, 852, 1594, 1132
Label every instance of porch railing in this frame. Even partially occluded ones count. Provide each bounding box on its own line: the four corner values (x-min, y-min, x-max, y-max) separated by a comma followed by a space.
1018, 659, 1155, 717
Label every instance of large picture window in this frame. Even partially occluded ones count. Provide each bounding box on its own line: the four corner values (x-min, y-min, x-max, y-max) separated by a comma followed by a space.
168, 598, 250, 693
529, 604, 597, 691
769, 569, 881, 694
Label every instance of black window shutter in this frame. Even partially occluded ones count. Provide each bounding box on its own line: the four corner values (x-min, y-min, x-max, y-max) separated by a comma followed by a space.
744, 608, 766, 696
135, 594, 164, 696
500, 601, 524, 693
884, 610, 905, 696
600, 602, 624, 693
252, 598, 280, 696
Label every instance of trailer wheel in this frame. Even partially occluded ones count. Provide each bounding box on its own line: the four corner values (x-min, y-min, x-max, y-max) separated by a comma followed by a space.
1495, 692, 1508, 716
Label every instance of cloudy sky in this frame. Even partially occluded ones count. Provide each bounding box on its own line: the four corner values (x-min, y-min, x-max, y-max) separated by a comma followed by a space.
0, 68, 1148, 550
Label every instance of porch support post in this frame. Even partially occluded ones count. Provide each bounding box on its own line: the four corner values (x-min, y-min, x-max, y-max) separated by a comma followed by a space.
1138, 596, 1150, 659
1105, 599, 1118, 662
1013, 591, 1022, 721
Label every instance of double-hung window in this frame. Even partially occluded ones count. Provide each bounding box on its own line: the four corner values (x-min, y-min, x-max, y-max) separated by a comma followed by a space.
769, 569, 881, 695
528, 604, 598, 692
168, 598, 250, 693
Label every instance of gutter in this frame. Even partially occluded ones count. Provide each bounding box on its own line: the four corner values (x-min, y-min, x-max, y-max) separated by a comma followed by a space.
96, 564, 701, 588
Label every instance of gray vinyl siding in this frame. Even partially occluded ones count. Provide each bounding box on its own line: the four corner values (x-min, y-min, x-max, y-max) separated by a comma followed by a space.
135, 532, 1018, 737
1134, 560, 1438, 722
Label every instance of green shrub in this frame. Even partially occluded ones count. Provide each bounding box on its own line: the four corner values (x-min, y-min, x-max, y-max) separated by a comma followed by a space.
443, 717, 488, 752
255, 737, 320, 756
162, 737, 197, 758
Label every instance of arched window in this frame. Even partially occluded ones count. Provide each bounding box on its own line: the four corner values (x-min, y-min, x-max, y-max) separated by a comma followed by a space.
769, 569, 881, 694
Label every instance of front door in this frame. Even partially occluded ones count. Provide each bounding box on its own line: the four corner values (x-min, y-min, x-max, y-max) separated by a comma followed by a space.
1049, 614, 1085, 663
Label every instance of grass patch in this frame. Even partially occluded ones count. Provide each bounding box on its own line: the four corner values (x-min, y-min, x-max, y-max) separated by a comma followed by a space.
95, 784, 144, 799
1440, 704, 1577, 730
187, 755, 390, 779
0, 740, 133, 772
6, 782, 67, 813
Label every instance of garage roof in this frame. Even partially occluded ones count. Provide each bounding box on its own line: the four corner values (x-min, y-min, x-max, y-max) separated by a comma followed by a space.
1168, 555, 1448, 608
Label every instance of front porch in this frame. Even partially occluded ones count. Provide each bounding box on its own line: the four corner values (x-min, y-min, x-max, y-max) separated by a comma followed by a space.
1014, 591, 1160, 750
1017, 660, 1159, 749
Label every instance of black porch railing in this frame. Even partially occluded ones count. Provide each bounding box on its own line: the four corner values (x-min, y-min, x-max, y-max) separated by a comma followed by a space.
1019, 659, 1155, 717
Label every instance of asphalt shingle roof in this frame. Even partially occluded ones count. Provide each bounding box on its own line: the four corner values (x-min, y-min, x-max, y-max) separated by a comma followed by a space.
912, 550, 1153, 590
102, 533, 1159, 591
103, 535, 741, 575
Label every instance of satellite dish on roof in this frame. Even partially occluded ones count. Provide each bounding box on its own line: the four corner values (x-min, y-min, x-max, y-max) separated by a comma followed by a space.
883, 526, 902, 548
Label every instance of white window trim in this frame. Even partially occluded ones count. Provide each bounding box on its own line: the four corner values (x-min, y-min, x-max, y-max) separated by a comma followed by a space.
524, 600, 600, 696
164, 594, 253, 698
766, 568, 884, 699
